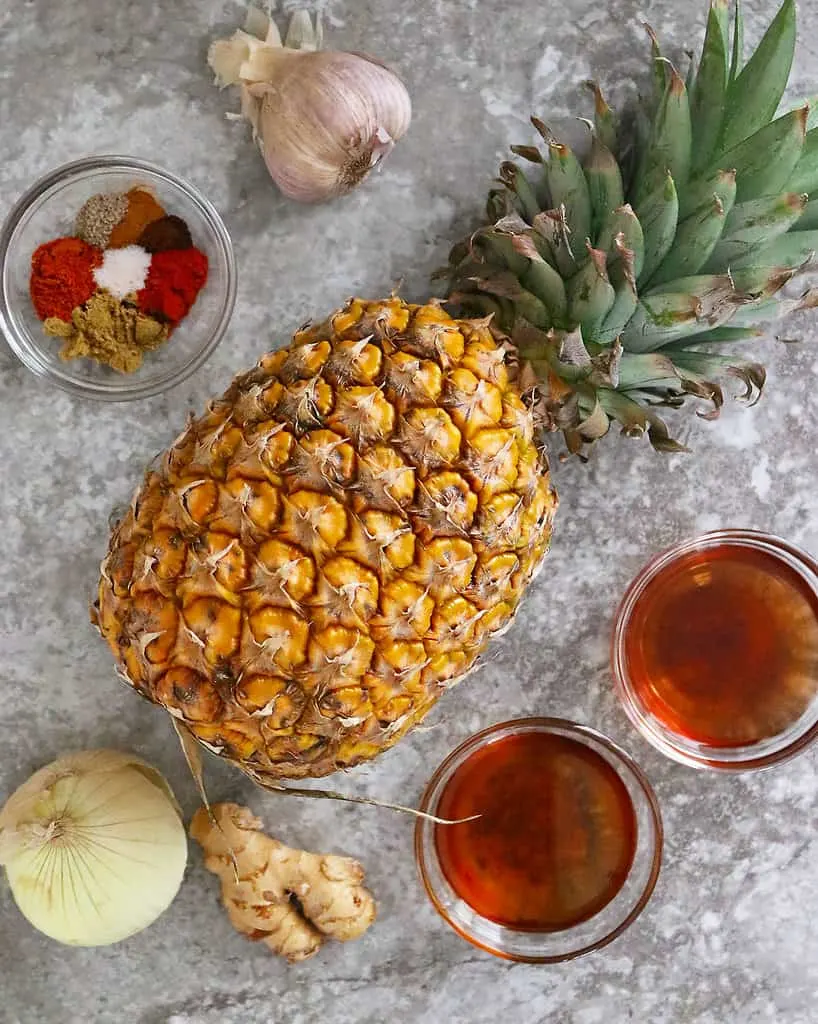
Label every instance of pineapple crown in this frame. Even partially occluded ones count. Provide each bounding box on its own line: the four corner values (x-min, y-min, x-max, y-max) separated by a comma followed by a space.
443, 0, 818, 454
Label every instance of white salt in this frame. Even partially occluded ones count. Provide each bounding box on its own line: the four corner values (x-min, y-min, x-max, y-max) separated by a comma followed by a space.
93, 245, 151, 299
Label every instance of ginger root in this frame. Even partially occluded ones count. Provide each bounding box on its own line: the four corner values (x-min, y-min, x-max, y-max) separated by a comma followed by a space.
190, 802, 377, 962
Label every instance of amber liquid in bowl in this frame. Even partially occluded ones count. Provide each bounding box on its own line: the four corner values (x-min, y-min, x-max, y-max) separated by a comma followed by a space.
433, 731, 637, 931
623, 542, 818, 747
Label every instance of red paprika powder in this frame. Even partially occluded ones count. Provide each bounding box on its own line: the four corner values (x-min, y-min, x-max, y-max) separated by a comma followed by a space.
137, 248, 209, 324
30, 237, 101, 322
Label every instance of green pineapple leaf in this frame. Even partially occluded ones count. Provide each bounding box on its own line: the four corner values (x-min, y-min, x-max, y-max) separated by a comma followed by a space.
498, 161, 541, 223
796, 198, 818, 230
568, 244, 616, 332
730, 229, 818, 270
598, 205, 645, 283
587, 81, 618, 154
716, 106, 807, 202
467, 270, 552, 329
594, 238, 639, 343
636, 174, 679, 284
691, 0, 730, 173
597, 388, 690, 451
517, 244, 569, 323
622, 275, 740, 351
729, 0, 744, 82
596, 277, 639, 344
533, 208, 579, 278
634, 69, 692, 206
705, 192, 807, 269
585, 136, 625, 238
787, 128, 818, 195
544, 143, 592, 252
616, 352, 680, 390
661, 326, 763, 347
721, 0, 796, 151
645, 23, 670, 107
476, 229, 530, 276
679, 169, 736, 220
441, 0, 818, 455
649, 171, 736, 286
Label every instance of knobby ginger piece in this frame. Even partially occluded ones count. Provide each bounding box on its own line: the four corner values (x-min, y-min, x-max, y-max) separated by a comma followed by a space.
190, 802, 377, 963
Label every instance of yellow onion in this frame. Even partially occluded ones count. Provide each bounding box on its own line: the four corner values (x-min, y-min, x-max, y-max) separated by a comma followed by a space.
0, 750, 187, 946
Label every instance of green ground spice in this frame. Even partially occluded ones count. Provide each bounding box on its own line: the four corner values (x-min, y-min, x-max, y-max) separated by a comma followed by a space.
44, 292, 169, 373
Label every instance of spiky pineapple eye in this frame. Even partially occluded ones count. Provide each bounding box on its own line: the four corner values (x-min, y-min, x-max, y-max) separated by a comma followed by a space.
308, 627, 375, 690
155, 667, 224, 722
280, 341, 332, 382
325, 339, 383, 383
376, 580, 435, 640
258, 427, 295, 471
275, 379, 334, 432
417, 472, 478, 536
286, 430, 356, 493
398, 407, 462, 469
445, 369, 504, 434
384, 352, 443, 402
461, 339, 509, 387
249, 608, 310, 671
281, 491, 348, 550
235, 674, 301, 722
225, 478, 281, 531
406, 307, 466, 366
313, 557, 380, 627
180, 479, 220, 524
355, 446, 416, 509
255, 539, 316, 605
328, 386, 396, 446
139, 529, 185, 581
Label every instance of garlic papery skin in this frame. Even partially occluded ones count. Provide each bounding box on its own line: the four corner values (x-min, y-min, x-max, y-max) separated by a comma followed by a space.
255, 50, 411, 202
0, 750, 187, 947
208, 9, 411, 203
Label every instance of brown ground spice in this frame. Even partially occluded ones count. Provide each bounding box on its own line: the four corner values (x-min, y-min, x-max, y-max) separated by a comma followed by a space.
44, 292, 169, 373
108, 187, 165, 248
139, 214, 193, 253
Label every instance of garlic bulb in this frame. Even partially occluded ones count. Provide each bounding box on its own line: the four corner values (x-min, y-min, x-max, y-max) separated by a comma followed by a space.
0, 750, 187, 946
208, 8, 411, 203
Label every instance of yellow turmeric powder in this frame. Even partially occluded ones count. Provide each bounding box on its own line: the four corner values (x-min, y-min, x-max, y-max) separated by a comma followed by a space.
108, 187, 165, 248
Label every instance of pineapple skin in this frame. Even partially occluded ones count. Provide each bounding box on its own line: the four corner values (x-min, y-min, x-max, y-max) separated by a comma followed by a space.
94, 298, 557, 781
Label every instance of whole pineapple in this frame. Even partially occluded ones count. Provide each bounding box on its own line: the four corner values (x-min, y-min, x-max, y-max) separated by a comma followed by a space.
96, 0, 818, 783
95, 299, 555, 782
445, 0, 818, 454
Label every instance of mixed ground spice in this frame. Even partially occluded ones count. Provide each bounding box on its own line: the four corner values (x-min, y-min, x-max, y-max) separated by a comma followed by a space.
30, 186, 209, 373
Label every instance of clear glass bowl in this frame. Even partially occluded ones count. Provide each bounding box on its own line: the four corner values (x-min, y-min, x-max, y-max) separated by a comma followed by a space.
414, 718, 663, 963
612, 529, 818, 771
0, 156, 236, 400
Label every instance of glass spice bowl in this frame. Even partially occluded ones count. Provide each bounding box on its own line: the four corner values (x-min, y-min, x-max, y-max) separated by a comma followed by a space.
414, 718, 663, 963
0, 155, 236, 401
612, 530, 818, 771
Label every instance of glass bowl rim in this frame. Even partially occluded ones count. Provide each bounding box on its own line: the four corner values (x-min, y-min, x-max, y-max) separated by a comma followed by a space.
414, 716, 664, 964
611, 528, 818, 772
0, 154, 237, 402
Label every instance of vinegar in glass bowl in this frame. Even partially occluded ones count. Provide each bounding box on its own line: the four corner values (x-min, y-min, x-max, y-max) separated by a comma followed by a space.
433, 729, 637, 932
613, 531, 818, 770
414, 719, 662, 962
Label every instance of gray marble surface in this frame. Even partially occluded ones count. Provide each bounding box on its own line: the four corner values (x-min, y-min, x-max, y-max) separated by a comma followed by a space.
2, 1, 818, 1022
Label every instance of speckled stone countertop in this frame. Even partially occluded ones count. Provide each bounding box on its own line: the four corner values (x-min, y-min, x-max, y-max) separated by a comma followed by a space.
3, 1, 818, 1022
